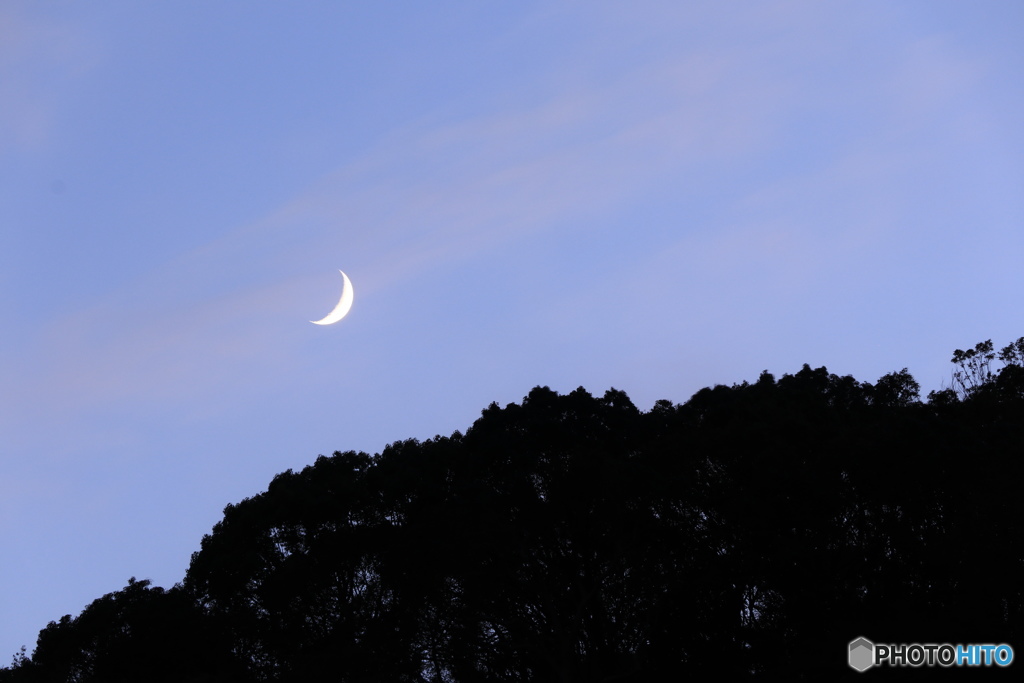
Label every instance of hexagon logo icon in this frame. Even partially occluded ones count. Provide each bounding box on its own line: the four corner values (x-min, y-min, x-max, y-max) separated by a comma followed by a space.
849, 637, 875, 672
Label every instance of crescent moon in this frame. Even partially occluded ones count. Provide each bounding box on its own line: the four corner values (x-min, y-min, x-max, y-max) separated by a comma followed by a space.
311, 270, 354, 325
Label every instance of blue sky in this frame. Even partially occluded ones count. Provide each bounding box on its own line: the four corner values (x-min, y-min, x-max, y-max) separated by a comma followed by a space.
2, 0, 1023, 657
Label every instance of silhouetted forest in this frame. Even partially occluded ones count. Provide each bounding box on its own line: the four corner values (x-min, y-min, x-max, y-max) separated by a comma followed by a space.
4, 338, 1023, 682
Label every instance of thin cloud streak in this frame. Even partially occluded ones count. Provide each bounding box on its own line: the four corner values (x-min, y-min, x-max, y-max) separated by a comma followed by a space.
0, 5, 98, 152
10, 40, 772, 394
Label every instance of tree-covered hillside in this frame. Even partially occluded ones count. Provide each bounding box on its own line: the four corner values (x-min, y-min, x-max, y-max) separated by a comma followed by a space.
4, 339, 1023, 682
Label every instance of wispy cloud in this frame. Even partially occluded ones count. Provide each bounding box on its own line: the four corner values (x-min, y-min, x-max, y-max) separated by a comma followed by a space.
0, 5, 98, 153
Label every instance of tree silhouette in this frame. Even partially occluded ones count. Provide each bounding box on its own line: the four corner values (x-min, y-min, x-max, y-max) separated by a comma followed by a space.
4, 339, 1023, 681
950, 339, 996, 399
0, 578, 246, 683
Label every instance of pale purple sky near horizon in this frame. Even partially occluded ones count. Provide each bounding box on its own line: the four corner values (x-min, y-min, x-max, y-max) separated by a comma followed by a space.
2, 0, 1023, 658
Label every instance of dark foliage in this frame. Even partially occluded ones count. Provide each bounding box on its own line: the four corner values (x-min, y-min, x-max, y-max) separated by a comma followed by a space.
4, 338, 1023, 681
0, 579, 247, 683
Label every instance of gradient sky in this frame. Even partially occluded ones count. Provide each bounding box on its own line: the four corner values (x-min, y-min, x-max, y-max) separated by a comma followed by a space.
2, 0, 1023, 658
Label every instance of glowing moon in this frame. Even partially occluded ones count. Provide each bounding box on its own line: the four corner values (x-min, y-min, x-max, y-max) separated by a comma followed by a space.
311, 270, 354, 325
